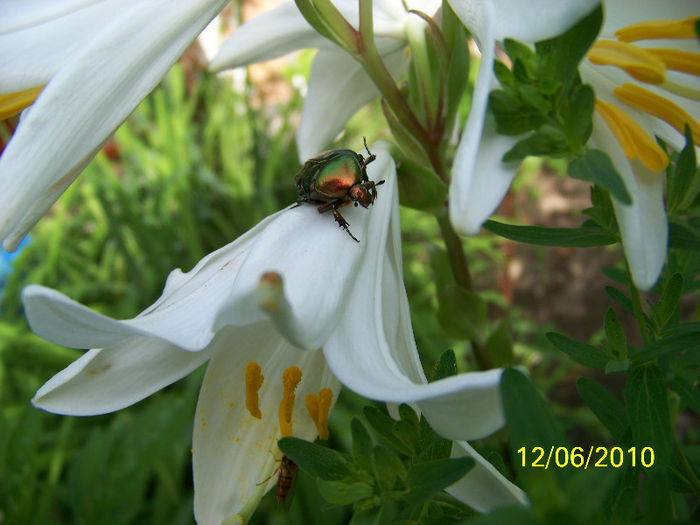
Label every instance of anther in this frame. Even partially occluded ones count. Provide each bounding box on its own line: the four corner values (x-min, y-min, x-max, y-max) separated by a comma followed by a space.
0, 86, 43, 120
245, 362, 264, 419
614, 83, 700, 145
614, 16, 700, 42
595, 100, 669, 171
306, 388, 333, 440
278, 366, 302, 437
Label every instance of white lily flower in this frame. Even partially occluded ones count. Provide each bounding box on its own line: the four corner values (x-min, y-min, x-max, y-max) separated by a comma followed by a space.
450, 0, 700, 291
0, 0, 230, 252
23, 146, 525, 523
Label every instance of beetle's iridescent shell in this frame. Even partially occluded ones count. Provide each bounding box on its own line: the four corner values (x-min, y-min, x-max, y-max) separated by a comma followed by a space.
295, 150, 362, 201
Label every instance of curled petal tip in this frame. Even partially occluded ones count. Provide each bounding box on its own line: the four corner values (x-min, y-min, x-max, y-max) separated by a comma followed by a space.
257, 271, 284, 311
255, 272, 311, 350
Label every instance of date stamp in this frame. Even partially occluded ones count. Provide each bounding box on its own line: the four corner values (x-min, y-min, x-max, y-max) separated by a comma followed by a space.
517, 446, 655, 469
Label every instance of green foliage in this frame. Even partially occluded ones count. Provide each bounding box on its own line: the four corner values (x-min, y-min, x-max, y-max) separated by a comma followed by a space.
278, 351, 478, 523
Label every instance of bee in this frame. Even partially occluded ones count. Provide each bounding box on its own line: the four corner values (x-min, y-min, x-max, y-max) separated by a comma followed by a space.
275, 455, 299, 507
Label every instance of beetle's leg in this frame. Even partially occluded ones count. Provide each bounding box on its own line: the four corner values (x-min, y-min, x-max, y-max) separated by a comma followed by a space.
361, 136, 376, 169
316, 200, 339, 214
331, 209, 360, 242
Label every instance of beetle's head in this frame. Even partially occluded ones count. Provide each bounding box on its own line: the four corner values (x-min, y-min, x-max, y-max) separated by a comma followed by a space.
349, 185, 373, 208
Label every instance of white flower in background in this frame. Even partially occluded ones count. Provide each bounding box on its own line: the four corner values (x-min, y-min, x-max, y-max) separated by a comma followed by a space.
23, 146, 525, 524
210, 0, 436, 160
0, 0, 230, 252
450, 0, 699, 291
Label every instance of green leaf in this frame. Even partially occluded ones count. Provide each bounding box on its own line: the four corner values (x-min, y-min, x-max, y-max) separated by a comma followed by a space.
604, 465, 638, 525
396, 156, 447, 212
431, 349, 458, 381
605, 286, 633, 315
502, 125, 568, 162
373, 445, 406, 491
278, 437, 351, 481
562, 83, 594, 146
569, 150, 631, 204
485, 318, 514, 366
483, 219, 616, 247
316, 478, 375, 506
651, 273, 683, 330
445, 25, 470, 133
501, 369, 566, 460
364, 406, 414, 457
668, 219, 700, 251
416, 416, 453, 463
352, 418, 374, 473
629, 331, 700, 365
667, 125, 698, 212
623, 365, 673, 468
640, 470, 673, 525
577, 377, 630, 442
503, 38, 537, 75
489, 90, 540, 135
670, 376, 700, 415
604, 308, 627, 360
436, 284, 487, 342
546, 332, 608, 369
404, 457, 474, 501
536, 5, 602, 86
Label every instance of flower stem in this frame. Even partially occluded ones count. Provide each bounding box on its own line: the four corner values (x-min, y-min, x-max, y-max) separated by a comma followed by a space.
436, 212, 492, 370
626, 259, 651, 346
437, 212, 473, 290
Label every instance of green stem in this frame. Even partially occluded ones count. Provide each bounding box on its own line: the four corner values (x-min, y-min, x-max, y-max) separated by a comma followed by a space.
626, 259, 651, 346
436, 213, 492, 370
437, 212, 472, 290
356, 0, 436, 162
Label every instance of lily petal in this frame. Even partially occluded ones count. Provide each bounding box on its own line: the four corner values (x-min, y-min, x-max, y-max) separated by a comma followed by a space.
447, 441, 529, 511
209, 2, 328, 71
297, 44, 408, 159
323, 149, 505, 440
0, 0, 139, 92
32, 334, 214, 416
193, 324, 339, 524
0, 0, 229, 251
21, 213, 278, 351
590, 113, 667, 290
446, 0, 600, 44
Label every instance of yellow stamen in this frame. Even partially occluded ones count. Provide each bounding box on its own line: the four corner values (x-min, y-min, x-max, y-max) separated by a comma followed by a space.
0, 86, 43, 120
646, 49, 700, 77
615, 16, 700, 42
595, 99, 669, 171
245, 362, 264, 419
278, 366, 302, 437
614, 83, 700, 145
588, 40, 666, 84
305, 388, 333, 440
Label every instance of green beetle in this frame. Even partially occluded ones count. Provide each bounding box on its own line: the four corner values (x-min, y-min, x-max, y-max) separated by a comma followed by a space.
294, 138, 384, 242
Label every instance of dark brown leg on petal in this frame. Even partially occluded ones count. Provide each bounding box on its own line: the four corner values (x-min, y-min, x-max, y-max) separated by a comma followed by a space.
331, 209, 359, 242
